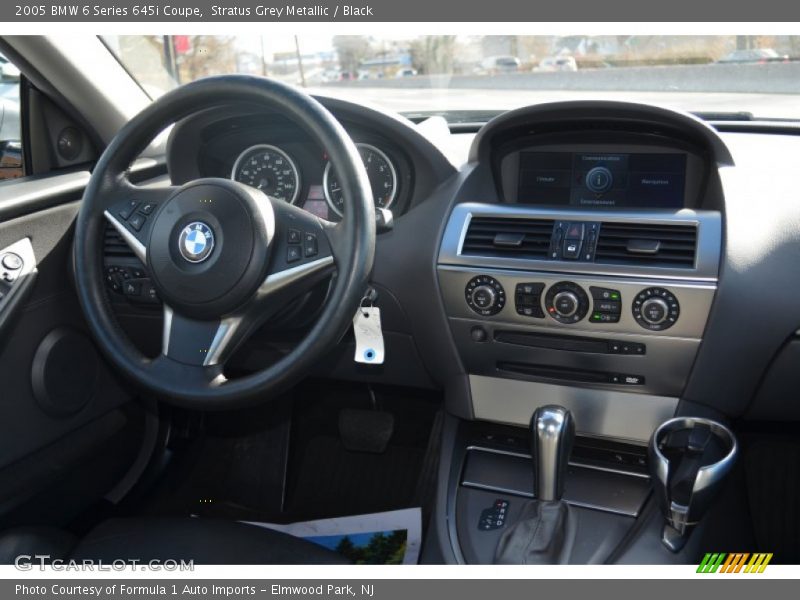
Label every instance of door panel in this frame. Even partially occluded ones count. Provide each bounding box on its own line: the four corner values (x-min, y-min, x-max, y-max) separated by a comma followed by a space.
0, 174, 140, 522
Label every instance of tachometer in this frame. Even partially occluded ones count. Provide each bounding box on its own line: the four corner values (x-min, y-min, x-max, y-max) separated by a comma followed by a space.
323, 143, 398, 217
231, 144, 301, 204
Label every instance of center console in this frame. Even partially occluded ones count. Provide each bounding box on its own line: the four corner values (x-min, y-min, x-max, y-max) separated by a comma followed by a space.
429, 101, 732, 564
438, 203, 721, 442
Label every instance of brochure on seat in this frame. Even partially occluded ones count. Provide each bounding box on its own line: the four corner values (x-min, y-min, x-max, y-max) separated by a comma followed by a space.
242, 508, 422, 564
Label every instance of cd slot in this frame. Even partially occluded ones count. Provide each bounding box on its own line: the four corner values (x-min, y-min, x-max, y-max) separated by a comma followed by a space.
494, 329, 646, 355
497, 361, 645, 386
495, 330, 607, 353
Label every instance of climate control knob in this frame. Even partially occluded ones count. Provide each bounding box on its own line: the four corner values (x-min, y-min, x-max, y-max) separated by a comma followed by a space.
470, 285, 498, 311
465, 275, 506, 316
633, 287, 680, 331
544, 281, 589, 324
552, 291, 579, 318
640, 297, 669, 325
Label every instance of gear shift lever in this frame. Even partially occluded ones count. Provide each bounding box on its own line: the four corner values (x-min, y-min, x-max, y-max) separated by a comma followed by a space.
494, 405, 576, 564
531, 405, 575, 501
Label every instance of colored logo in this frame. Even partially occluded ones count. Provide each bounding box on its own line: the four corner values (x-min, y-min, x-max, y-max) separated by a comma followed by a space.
178, 222, 215, 263
697, 552, 773, 573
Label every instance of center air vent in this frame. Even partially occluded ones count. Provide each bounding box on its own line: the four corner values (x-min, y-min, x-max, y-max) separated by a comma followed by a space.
595, 222, 697, 268
103, 224, 135, 258
461, 216, 555, 259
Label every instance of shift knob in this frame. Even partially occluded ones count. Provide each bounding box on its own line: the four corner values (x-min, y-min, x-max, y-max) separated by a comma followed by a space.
530, 405, 575, 502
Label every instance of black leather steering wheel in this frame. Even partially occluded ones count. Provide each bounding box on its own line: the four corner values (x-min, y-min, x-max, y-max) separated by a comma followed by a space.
74, 75, 375, 409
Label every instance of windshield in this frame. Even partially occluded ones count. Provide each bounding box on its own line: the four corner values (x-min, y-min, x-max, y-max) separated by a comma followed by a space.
103, 35, 800, 121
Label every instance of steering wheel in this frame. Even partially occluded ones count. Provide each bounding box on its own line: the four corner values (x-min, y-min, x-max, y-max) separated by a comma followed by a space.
73, 76, 375, 409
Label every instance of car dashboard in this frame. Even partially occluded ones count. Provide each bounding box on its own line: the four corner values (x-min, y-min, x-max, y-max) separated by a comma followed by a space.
86, 92, 800, 565
101, 96, 800, 447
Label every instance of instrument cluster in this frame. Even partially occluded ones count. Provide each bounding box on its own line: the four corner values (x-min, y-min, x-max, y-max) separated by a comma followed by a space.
230, 139, 401, 221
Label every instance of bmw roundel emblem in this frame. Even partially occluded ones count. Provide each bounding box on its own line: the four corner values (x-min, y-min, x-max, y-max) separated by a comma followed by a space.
178, 221, 215, 263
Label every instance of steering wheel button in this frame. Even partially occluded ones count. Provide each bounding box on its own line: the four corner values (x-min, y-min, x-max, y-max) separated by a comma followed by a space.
139, 202, 157, 215
122, 281, 141, 297
128, 213, 146, 231
304, 233, 318, 257
287, 229, 301, 244
287, 245, 302, 263
119, 201, 139, 220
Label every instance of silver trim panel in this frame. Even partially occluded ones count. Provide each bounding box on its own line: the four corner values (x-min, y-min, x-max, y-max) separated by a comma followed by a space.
203, 316, 242, 367
439, 265, 715, 339
161, 304, 174, 356
469, 374, 677, 444
258, 256, 335, 297
451, 315, 699, 397
438, 202, 722, 282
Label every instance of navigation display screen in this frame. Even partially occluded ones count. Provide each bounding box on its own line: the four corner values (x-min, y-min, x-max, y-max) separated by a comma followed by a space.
517, 152, 687, 209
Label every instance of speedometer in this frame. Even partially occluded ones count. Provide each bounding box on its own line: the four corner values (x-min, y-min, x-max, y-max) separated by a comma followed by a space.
323, 143, 398, 217
231, 144, 301, 204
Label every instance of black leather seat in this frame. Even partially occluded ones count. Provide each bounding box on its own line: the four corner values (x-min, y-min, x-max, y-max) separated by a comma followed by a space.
0, 518, 349, 565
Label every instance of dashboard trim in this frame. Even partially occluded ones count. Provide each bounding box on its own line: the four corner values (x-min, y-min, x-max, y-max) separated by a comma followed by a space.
469, 374, 678, 444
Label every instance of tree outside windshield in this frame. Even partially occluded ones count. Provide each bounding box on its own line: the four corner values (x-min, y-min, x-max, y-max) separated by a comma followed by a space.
103, 35, 800, 120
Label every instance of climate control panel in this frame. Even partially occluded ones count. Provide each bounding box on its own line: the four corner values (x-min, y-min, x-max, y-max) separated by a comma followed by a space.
456, 272, 699, 335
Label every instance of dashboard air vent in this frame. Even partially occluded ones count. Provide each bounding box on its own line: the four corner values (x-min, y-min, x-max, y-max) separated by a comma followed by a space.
461, 216, 555, 259
103, 224, 135, 258
595, 222, 697, 268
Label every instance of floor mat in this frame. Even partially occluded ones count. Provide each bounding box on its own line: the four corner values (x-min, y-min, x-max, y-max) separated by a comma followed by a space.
244, 508, 422, 564
135, 402, 292, 521
284, 381, 440, 521
744, 436, 800, 563
132, 381, 441, 526
287, 435, 424, 520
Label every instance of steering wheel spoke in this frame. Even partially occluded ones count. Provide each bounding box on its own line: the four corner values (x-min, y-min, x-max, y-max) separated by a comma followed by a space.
103, 183, 179, 263
160, 304, 243, 367
146, 353, 226, 392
